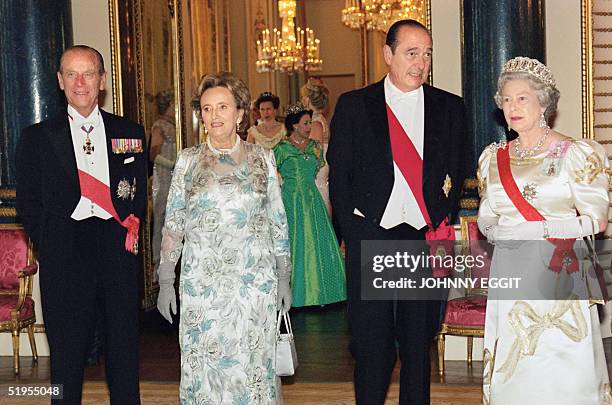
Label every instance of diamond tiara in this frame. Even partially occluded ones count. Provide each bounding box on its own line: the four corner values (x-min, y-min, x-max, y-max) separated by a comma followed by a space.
502, 57, 556, 88
286, 102, 307, 115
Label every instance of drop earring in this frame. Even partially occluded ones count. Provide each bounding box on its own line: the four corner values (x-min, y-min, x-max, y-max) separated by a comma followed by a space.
539, 113, 547, 128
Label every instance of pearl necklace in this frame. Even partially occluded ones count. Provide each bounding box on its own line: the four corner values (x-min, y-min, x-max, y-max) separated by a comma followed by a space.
207, 134, 240, 165
514, 127, 550, 160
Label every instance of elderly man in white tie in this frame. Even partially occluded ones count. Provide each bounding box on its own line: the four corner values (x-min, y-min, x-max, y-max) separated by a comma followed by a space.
16, 45, 147, 405
328, 19, 470, 405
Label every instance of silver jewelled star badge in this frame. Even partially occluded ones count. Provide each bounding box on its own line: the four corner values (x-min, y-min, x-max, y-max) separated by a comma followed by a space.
522, 183, 537, 202
116, 178, 136, 201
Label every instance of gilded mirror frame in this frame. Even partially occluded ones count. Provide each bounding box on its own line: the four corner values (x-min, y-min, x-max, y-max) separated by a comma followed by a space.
108, 0, 185, 309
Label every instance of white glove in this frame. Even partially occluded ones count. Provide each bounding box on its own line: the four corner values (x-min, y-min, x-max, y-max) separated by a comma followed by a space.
493, 221, 544, 241
157, 262, 177, 323
546, 215, 599, 238
478, 215, 499, 243
493, 216, 599, 241
154, 154, 175, 169
276, 255, 292, 314
479, 216, 535, 249
277, 277, 292, 314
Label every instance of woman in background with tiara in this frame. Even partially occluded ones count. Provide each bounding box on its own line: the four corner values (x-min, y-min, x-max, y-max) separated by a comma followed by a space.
274, 102, 346, 308
247, 91, 286, 149
477, 57, 610, 404
301, 78, 332, 215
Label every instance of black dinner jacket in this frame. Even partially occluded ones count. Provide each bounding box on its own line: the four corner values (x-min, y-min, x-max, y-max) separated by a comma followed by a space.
16, 109, 147, 255
328, 79, 469, 243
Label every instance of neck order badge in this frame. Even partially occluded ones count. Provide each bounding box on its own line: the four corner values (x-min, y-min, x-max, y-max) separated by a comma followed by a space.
81, 125, 95, 155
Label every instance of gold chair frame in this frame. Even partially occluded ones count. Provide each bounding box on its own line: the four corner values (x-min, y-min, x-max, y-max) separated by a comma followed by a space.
0, 224, 39, 374
436, 215, 486, 376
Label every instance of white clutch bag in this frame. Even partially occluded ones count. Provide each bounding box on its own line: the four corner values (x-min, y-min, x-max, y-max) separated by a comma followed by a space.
275, 312, 298, 376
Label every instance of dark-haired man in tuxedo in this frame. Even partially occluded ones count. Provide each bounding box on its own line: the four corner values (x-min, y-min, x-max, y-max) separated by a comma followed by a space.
328, 19, 469, 405
16, 45, 146, 404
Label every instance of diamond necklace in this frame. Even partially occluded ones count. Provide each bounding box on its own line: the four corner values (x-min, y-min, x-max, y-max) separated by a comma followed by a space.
514, 127, 550, 160
290, 135, 308, 146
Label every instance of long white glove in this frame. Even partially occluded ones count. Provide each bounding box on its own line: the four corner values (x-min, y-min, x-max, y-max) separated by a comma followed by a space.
477, 215, 499, 242
154, 154, 175, 169
478, 215, 525, 249
481, 215, 599, 243
157, 262, 177, 323
276, 255, 292, 314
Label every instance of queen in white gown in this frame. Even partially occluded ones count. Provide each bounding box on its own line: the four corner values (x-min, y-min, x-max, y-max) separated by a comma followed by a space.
477, 57, 611, 405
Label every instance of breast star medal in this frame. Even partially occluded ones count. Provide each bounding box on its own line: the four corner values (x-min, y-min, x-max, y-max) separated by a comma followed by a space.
116, 178, 136, 201
522, 183, 537, 202
442, 174, 452, 198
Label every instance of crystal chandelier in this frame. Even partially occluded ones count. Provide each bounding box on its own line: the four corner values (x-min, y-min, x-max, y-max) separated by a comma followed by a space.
256, 0, 322, 73
341, 0, 426, 32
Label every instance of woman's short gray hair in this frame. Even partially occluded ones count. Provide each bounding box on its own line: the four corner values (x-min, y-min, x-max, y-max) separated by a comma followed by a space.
494, 71, 560, 121
192, 72, 251, 131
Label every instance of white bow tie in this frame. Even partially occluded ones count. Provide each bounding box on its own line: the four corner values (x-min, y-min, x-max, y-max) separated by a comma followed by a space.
71, 115, 100, 131
390, 91, 418, 105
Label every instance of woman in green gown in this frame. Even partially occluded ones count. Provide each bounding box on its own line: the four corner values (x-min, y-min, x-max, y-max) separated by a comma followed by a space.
274, 103, 346, 307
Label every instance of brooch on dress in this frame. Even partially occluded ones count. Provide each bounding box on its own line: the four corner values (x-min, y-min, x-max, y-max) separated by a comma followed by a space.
575, 152, 604, 184
541, 140, 570, 177
116, 177, 136, 201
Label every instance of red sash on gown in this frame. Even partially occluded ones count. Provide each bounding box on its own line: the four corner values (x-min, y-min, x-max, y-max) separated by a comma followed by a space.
496, 147, 577, 273
386, 105, 454, 277
78, 170, 140, 254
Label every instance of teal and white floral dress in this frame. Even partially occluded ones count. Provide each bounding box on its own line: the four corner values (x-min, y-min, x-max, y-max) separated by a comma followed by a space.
160, 136, 291, 404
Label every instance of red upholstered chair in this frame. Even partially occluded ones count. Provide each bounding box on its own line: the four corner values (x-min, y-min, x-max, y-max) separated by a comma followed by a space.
436, 216, 491, 376
0, 225, 38, 374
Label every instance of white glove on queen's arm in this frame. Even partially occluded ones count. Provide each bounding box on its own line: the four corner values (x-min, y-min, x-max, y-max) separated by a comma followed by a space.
154, 154, 176, 169
477, 215, 499, 243
276, 255, 292, 314
492, 215, 600, 241
157, 261, 177, 323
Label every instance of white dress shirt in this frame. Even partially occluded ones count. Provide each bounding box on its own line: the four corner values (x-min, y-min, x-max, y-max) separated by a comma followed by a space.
379, 75, 427, 230
68, 105, 113, 220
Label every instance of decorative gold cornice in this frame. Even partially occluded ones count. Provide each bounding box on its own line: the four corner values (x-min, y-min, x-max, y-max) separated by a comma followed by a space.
463, 178, 479, 189
0, 188, 16, 199
0, 207, 17, 217
459, 198, 480, 210
0, 223, 23, 229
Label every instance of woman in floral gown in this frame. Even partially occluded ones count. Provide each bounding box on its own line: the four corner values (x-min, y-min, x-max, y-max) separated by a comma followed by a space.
157, 72, 292, 404
274, 103, 346, 307
478, 57, 611, 405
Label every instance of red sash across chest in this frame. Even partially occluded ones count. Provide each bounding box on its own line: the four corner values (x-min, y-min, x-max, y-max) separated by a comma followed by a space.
386, 105, 454, 276
496, 147, 577, 273
78, 170, 140, 254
